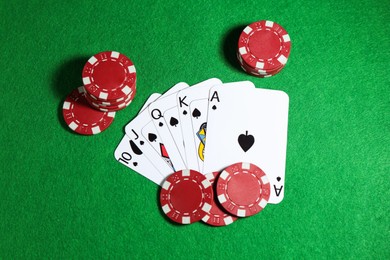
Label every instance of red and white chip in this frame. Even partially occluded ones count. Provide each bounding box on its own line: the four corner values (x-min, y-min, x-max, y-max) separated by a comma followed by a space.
216, 162, 270, 217
160, 169, 213, 224
82, 51, 136, 101
62, 87, 115, 135
237, 20, 291, 77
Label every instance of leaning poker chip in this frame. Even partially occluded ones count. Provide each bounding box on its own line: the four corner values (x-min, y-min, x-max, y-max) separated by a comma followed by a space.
160, 169, 213, 224
62, 87, 115, 135
238, 20, 291, 72
216, 162, 270, 217
82, 51, 136, 101
201, 172, 238, 226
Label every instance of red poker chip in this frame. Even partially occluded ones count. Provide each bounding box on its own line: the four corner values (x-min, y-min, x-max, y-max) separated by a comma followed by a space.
238, 20, 291, 71
160, 169, 213, 224
62, 87, 115, 135
201, 172, 238, 226
216, 162, 270, 217
82, 51, 136, 101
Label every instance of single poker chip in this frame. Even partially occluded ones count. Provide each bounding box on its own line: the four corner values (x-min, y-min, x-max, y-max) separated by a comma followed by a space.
90, 96, 134, 112
160, 169, 213, 224
84, 86, 136, 105
201, 172, 238, 226
237, 52, 284, 77
84, 87, 136, 111
237, 51, 285, 74
82, 51, 136, 101
62, 87, 115, 135
239, 61, 284, 77
84, 84, 136, 104
85, 91, 134, 108
238, 20, 291, 72
216, 162, 270, 217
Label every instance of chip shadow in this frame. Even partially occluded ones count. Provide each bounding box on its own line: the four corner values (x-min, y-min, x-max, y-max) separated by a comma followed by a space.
221, 24, 247, 72
52, 56, 89, 133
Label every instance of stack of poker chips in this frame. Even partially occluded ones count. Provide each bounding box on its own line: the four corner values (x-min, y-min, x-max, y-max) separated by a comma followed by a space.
237, 20, 291, 77
62, 51, 136, 135
82, 51, 137, 112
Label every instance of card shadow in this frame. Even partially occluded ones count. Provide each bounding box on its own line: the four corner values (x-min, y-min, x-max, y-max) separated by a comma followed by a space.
52, 56, 89, 133
221, 24, 247, 72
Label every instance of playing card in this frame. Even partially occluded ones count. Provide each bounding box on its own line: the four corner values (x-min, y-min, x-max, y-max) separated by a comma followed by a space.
114, 93, 168, 185
176, 78, 222, 172
148, 83, 190, 171
163, 106, 186, 164
203, 85, 289, 204
184, 81, 255, 172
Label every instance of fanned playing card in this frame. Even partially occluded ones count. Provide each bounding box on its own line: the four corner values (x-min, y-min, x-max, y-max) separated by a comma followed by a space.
188, 81, 255, 172
203, 85, 289, 204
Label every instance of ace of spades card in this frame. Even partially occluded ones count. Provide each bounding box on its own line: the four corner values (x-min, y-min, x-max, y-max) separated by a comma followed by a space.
203, 86, 289, 204
188, 81, 255, 172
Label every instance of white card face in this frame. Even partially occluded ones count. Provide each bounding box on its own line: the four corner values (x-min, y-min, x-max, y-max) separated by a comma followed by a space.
163, 106, 186, 164
176, 78, 222, 172
203, 86, 289, 204
114, 93, 166, 185
148, 83, 190, 171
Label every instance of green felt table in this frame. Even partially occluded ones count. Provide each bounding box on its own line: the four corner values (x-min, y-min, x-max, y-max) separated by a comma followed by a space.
1, 0, 389, 258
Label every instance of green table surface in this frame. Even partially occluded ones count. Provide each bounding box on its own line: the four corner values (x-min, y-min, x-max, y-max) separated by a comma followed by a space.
1, 0, 389, 258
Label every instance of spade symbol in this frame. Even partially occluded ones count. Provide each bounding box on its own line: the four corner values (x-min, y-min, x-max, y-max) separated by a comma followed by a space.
277, 177, 281, 182
212, 105, 217, 110
148, 133, 157, 142
183, 110, 187, 115
140, 141, 144, 145
133, 162, 138, 166
159, 122, 163, 127
130, 140, 143, 155
237, 131, 255, 152
170, 117, 179, 127
192, 108, 201, 119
